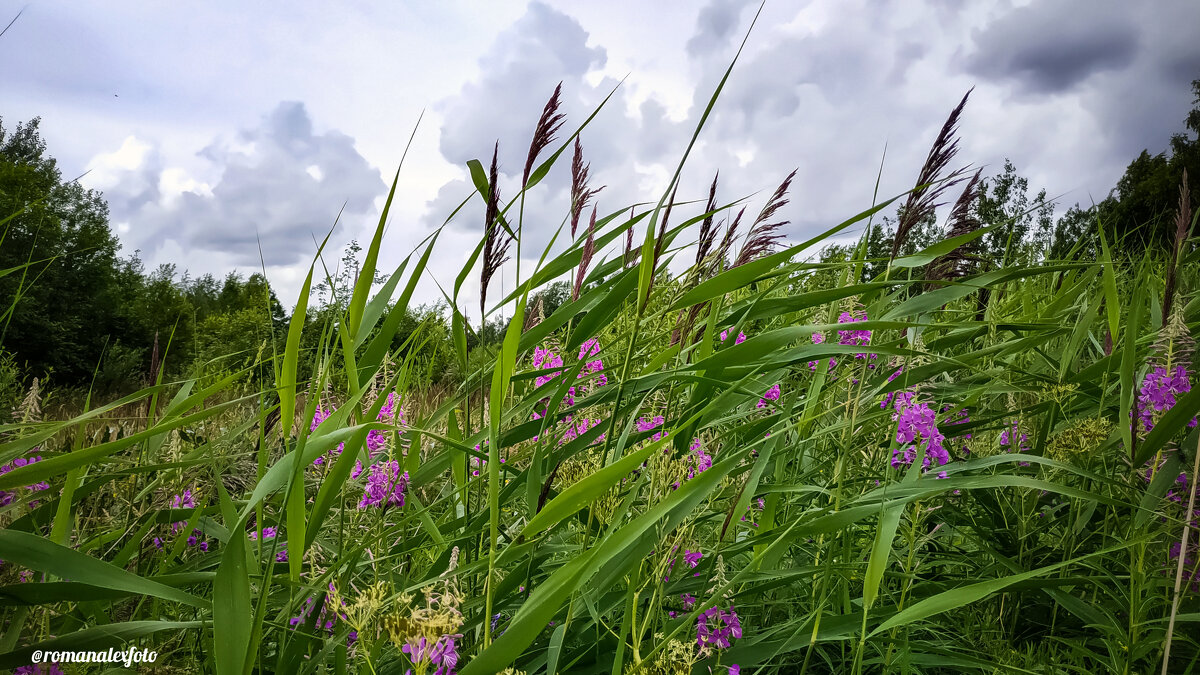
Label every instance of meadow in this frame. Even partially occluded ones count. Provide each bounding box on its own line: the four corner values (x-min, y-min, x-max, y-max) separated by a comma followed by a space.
1, 26, 1200, 675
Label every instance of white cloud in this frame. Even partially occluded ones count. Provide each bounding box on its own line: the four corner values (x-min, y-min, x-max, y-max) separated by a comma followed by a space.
6, 0, 1198, 310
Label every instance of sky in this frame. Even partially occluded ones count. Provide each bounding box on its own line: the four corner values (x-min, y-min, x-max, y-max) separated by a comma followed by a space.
3, 0, 1199, 316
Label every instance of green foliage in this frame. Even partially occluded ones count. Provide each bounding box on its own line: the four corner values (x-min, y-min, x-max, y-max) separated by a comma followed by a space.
1091, 78, 1200, 255
0, 117, 124, 382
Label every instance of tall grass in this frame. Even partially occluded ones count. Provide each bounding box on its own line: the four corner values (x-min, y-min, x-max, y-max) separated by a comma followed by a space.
2, 14, 1200, 675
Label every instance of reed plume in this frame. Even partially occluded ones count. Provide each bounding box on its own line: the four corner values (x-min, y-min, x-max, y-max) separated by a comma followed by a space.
652, 182, 681, 275
891, 88, 972, 263
1163, 168, 1192, 327
716, 207, 745, 272
735, 168, 796, 267
523, 82, 565, 189
926, 167, 983, 288
481, 142, 510, 319
573, 205, 597, 301
696, 171, 720, 274
569, 137, 604, 239
623, 208, 637, 268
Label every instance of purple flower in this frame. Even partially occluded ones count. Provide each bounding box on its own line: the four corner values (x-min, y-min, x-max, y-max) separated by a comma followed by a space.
0, 451, 51, 506
275, 550, 289, 562
1136, 365, 1197, 433
697, 605, 742, 653
358, 461, 409, 509
889, 392, 949, 471
729, 666, 741, 675
757, 383, 782, 409
637, 415, 666, 442
720, 329, 747, 345
880, 366, 904, 409
837, 310, 873, 358
683, 550, 703, 568
366, 392, 403, 454
309, 406, 347, 465
578, 338, 608, 387
170, 490, 196, 510
686, 438, 714, 480
808, 332, 837, 372
249, 526, 277, 540
405, 634, 461, 674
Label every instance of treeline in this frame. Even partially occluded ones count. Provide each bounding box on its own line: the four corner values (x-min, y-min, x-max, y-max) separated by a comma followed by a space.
1, 78, 1197, 403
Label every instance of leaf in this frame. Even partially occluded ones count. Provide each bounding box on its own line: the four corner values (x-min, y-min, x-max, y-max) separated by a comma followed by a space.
0, 530, 207, 610
214, 514, 253, 675
521, 442, 659, 538
868, 539, 1139, 636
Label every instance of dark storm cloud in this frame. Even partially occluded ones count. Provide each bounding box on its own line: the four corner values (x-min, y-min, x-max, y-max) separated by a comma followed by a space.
104, 102, 386, 266
966, 5, 1138, 94
963, 0, 1200, 164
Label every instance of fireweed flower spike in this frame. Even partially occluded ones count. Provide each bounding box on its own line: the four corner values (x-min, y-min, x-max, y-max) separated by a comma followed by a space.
696, 605, 743, 654
359, 461, 409, 509
720, 328, 747, 345
757, 383, 781, 409
889, 391, 950, 471
999, 419, 1032, 466
1135, 365, 1197, 434
637, 414, 666, 442
0, 451, 51, 506
880, 365, 904, 409
808, 332, 837, 372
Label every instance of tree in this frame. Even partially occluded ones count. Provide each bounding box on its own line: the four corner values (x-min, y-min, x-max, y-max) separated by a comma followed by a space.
975, 159, 1054, 265
1095, 78, 1200, 253
1049, 204, 1099, 260
0, 117, 133, 381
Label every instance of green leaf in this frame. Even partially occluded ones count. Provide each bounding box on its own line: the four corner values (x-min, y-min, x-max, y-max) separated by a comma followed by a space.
521, 441, 659, 538
868, 539, 1139, 636
214, 514, 253, 675
0, 530, 207, 610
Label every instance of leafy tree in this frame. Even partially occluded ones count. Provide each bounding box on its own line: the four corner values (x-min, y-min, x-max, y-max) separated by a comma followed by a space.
1048, 204, 1099, 260
0, 116, 131, 381
976, 158, 1054, 265
1093, 78, 1200, 253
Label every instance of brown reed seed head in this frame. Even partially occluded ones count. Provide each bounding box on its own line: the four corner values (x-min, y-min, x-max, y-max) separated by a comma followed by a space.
696, 171, 720, 270
569, 137, 605, 239
481, 141, 510, 319
624, 210, 637, 267
652, 181, 681, 283
926, 167, 984, 286
716, 206, 746, 274
1163, 168, 1192, 326
734, 168, 797, 268
523, 82, 565, 189
892, 88, 973, 262
573, 204, 598, 301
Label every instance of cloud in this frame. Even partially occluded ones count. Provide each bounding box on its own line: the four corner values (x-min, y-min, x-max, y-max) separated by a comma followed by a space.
422, 0, 694, 274
86, 101, 386, 266
965, 2, 1138, 94
686, 0, 753, 60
